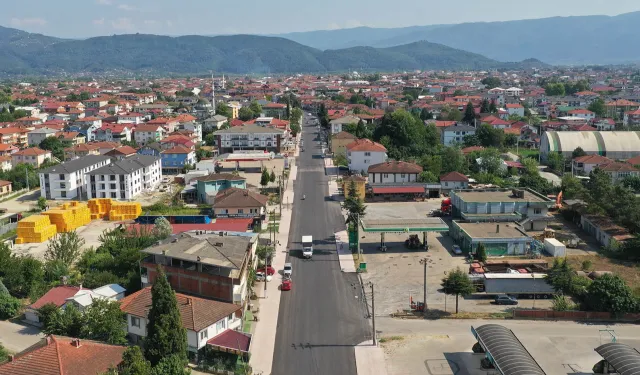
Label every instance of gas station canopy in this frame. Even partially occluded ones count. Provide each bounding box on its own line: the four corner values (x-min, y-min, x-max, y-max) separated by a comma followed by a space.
360, 218, 449, 233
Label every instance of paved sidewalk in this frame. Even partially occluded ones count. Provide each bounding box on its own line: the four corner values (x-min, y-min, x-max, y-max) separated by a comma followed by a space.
249, 155, 297, 375
355, 340, 388, 375
335, 230, 357, 273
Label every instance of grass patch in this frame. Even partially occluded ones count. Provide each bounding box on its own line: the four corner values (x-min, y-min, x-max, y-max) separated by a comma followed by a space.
0, 229, 16, 241
566, 254, 640, 290
378, 335, 404, 343
243, 310, 253, 333
141, 203, 208, 216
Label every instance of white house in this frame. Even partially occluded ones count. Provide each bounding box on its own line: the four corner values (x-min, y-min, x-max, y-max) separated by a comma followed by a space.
39, 155, 111, 200
567, 109, 595, 122
367, 160, 422, 184
178, 121, 203, 143
117, 112, 144, 125
120, 287, 247, 357
505, 87, 524, 97
572, 154, 614, 175
329, 115, 361, 134
27, 128, 58, 146
440, 124, 476, 146
87, 154, 161, 200
346, 139, 387, 173
505, 103, 525, 117
440, 171, 470, 192
203, 115, 228, 131
133, 124, 166, 145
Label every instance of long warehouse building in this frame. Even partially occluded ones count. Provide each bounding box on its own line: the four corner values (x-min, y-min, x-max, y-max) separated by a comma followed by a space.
540, 131, 640, 161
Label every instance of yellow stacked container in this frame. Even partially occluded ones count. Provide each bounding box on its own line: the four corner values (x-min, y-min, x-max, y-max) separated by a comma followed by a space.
43, 201, 91, 232
108, 202, 142, 221
15, 215, 57, 244
88, 198, 113, 220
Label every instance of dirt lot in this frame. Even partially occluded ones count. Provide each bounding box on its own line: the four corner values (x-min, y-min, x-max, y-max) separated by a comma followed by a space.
567, 254, 640, 292
218, 159, 287, 189
359, 202, 553, 315
11, 219, 121, 259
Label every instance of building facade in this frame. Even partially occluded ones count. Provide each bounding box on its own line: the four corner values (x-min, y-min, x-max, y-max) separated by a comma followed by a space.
87, 155, 161, 200
39, 155, 111, 200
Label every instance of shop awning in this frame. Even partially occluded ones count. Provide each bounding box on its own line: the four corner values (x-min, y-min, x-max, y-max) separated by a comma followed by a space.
207, 329, 252, 355
372, 186, 424, 194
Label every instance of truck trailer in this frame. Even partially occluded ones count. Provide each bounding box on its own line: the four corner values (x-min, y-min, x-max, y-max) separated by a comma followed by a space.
302, 235, 313, 258
474, 273, 556, 298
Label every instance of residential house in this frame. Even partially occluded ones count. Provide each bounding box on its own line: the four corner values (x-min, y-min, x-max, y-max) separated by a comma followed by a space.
0, 336, 125, 375
68, 117, 102, 141
87, 154, 162, 200
440, 171, 470, 193
161, 145, 197, 174
0, 144, 18, 156
178, 121, 203, 143
0, 128, 29, 146
24, 285, 89, 324
39, 155, 111, 200
12, 147, 53, 167
0, 156, 12, 172
120, 286, 246, 359
55, 131, 85, 147
147, 117, 179, 133
0, 180, 12, 196
160, 134, 196, 151
505, 103, 525, 117
330, 131, 357, 156
64, 143, 101, 160
140, 231, 258, 306
346, 139, 388, 173
341, 175, 367, 200
27, 127, 57, 146
83, 97, 110, 109
192, 173, 247, 204
440, 124, 476, 146
262, 102, 287, 118
567, 109, 595, 121
593, 118, 616, 131
215, 124, 285, 154
598, 162, 640, 183
623, 109, 640, 126
572, 154, 614, 175
137, 142, 162, 157
368, 161, 422, 184
213, 188, 268, 223
116, 112, 144, 125
329, 115, 361, 134
16, 116, 43, 126
94, 124, 132, 143
133, 124, 166, 145
104, 145, 138, 161
204, 115, 228, 131
450, 188, 555, 231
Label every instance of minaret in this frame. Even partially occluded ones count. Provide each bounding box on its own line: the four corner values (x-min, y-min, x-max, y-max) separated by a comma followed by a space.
211, 72, 216, 114
222, 74, 226, 90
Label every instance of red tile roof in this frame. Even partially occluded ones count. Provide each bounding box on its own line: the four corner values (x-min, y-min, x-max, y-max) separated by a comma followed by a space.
0, 336, 125, 375
29, 286, 86, 309
161, 145, 193, 154
346, 139, 387, 152
367, 160, 422, 174
372, 186, 424, 194
120, 287, 241, 332
440, 171, 469, 182
573, 155, 613, 164
207, 329, 251, 353
599, 162, 639, 172
625, 155, 640, 165
13, 147, 51, 157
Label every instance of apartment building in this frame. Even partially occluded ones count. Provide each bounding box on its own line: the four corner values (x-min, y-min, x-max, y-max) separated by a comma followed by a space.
39, 155, 111, 200
12, 147, 53, 167
133, 124, 166, 145
87, 155, 161, 200
214, 124, 285, 154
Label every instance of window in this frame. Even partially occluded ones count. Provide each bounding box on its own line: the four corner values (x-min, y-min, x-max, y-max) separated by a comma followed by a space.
61, 191, 67, 198
364, 152, 371, 156
111, 192, 117, 198
200, 330, 208, 340
130, 316, 140, 328
383, 174, 389, 178
364, 159, 369, 164
534, 208, 542, 215
228, 313, 235, 321
400, 174, 405, 178
59, 174, 64, 180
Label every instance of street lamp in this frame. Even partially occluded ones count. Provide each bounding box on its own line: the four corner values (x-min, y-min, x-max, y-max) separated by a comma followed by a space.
419, 258, 428, 315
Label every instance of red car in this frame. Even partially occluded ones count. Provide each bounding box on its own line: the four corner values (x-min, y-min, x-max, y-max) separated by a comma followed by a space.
257, 266, 275, 276
281, 279, 292, 291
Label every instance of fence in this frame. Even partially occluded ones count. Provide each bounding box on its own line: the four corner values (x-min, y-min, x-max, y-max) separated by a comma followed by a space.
0, 222, 17, 237
513, 309, 640, 321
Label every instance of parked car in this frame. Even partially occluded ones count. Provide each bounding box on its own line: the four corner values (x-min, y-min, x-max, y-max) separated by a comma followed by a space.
283, 263, 292, 278
255, 272, 266, 282
452, 245, 462, 255
494, 295, 519, 305
257, 266, 275, 276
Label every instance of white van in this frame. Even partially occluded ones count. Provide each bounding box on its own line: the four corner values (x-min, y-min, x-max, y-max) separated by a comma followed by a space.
302, 235, 313, 258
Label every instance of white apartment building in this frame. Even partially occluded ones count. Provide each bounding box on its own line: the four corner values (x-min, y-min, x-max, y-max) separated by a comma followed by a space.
133, 124, 166, 145
440, 124, 476, 146
87, 155, 161, 200
346, 139, 388, 173
39, 155, 111, 200
215, 124, 285, 153
178, 121, 203, 143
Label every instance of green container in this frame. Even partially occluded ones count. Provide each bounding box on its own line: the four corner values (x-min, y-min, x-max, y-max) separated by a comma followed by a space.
359, 262, 367, 271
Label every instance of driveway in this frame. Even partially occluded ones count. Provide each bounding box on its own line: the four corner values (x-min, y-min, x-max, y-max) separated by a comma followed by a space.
0, 320, 43, 353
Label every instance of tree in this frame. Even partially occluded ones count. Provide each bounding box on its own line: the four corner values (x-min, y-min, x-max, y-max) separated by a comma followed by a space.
475, 243, 487, 262
238, 107, 253, 121
81, 299, 127, 344
420, 108, 433, 121
290, 122, 301, 136
504, 133, 518, 147
343, 180, 366, 226
417, 171, 438, 183
561, 175, 587, 199
445, 108, 462, 122
572, 147, 587, 159
45, 231, 85, 265
255, 245, 275, 265
0, 293, 21, 319
441, 268, 475, 313
481, 77, 501, 89
546, 152, 565, 173
215, 102, 232, 118
3, 256, 44, 298
480, 98, 490, 113
489, 100, 498, 113
151, 355, 191, 375
269, 169, 276, 183
121, 346, 152, 375
452, 89, 465, 97
249, 101, 262, 117
42, 303, 85, 338
441, 147, 466, 174
144, 267, 188, 366
0, 280, 8, 296
37, 196, 48, 211
463, 134, 481, 147
290, 108, 303, 125
0, 343, 7, 364
588, 98, 606, 118
39, 137, 64, 161
462, 102, 476, 124
476, 124, 505, 148
545, 83, 566, 96
586, 274, 637, 314
259, 168, 270, 188
152, 217, 172, 240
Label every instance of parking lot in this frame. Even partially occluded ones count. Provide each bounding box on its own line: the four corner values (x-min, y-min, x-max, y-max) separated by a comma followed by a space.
11, 219, 121, 259
359, 202, 552, 315
377, 317, 640, 375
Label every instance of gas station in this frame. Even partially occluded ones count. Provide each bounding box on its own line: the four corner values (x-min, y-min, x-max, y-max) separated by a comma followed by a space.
358, 217, 450, 251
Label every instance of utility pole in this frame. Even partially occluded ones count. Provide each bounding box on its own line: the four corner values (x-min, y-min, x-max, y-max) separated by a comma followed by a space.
419, 258, 428, 314
25, 168, 29, 190
371, 283, 376, 346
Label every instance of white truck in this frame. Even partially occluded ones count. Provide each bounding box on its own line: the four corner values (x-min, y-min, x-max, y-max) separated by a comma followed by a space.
302, 235, 313, 258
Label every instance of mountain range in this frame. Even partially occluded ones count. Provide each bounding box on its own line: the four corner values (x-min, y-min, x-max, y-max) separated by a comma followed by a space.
0, 26, 544, 77
275, 11, 640, 65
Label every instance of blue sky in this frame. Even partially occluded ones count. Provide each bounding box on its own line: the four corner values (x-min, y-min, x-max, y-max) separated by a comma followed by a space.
3, 0, 640, 38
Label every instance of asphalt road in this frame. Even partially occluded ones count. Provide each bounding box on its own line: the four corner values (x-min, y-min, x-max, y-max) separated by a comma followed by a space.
271, 117, 370, 374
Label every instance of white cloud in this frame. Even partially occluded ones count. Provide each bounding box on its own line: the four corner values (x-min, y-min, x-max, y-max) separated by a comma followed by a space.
111, 17, 134, 31
10, 17, 47, 27
96, 0, 112, 5
93, 18, 105, 26
143, 20, 157, 26
117, 4, 136, 11
345, 19, 363, 28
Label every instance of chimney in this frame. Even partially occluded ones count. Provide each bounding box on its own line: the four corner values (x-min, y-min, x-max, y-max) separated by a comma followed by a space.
187, 297, 192, 305
496, 224, 500, 233
46, 336, 52, 344
8, 355, 14, 362
72, 339, 81, 348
